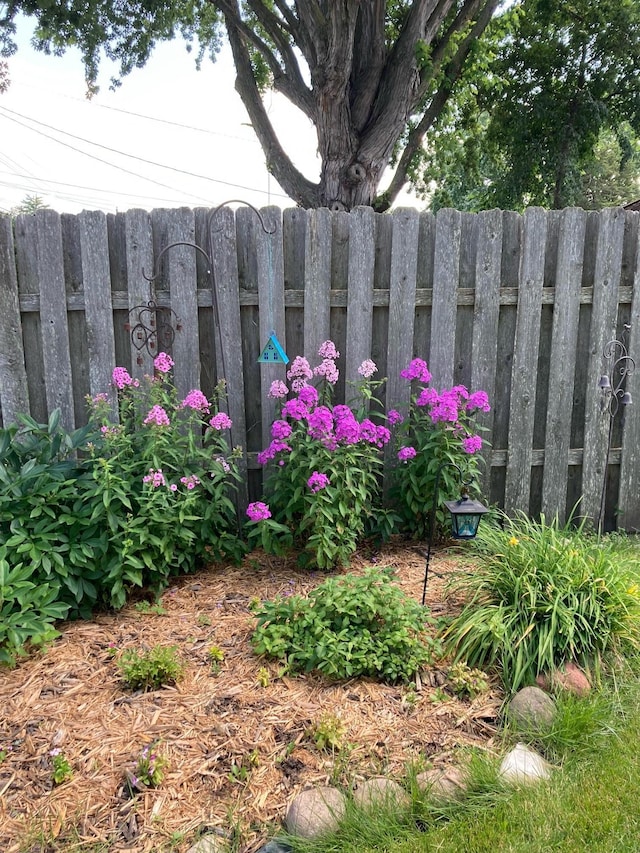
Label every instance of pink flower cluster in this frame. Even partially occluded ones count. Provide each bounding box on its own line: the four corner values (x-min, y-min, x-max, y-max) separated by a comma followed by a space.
180, 474, 201, 489
112, 367, 139, 390
307, 471, 330, 492
181, 389, 210, 413
358, 359, 377, 378
143, 405, 170, 426
397, 446, 417, 462
246, 501, 271, 521
209, 412, 232, 431
143, 468, 167, 488
154, 352, 174, 374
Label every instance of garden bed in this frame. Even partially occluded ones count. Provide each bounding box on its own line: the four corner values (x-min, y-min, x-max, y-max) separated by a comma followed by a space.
0, 543, 502, 853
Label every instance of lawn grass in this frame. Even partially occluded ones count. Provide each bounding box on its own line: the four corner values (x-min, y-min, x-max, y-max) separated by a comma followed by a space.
285, 672, 640, 853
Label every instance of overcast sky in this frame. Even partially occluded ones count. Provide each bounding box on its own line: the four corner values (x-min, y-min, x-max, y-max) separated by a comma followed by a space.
0, 15, 419, 215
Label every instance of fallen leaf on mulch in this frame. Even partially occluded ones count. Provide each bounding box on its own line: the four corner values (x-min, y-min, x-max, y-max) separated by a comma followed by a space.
0, 542, 502, 852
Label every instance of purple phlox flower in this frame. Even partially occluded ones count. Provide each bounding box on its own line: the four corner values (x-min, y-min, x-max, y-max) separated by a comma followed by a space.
49, 748, 62, 757
357, 359, 377, 378
313, 358, 339, 385
143, 468, 167, 488
281, 398, 309, 421
257, 438, 292, 465
297, 384, 319, 408
417, 387, 440, 408
387, 409, 404, 426
100, 425, 121, 437
170, 483, 178, 492
209, 412, 233, 430
452, 384, 470, 400
112, 366, 136, 390
181, 389, 210, 413
358, 419, 379, 444
180, 474, 201, 489
462, 434, 483, 454
154, 352, 174, 374
307, 406, 334, 442
400, 358, 432, 384
334, 406, 360, 444
291, 378, 309, 393
271, 419, 292, 440
430, 389, 460, 423
214, 455, 231, 473
268, 380, 289, 399
467, 390, 491, 413
143, 405, 171, 426
318, 340, 340, 360
92, 392, 109, 405
307, 471, 330, 493
397, 446, 417, 462
375, 425, 391, 447
246, 501, 271, 521
287, 356, 313, 383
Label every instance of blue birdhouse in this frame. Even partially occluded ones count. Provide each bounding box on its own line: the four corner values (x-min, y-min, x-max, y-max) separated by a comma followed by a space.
258, 332, 289, 365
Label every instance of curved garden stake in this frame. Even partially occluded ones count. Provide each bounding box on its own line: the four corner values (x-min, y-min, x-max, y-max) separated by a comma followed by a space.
597, 324, 635, 533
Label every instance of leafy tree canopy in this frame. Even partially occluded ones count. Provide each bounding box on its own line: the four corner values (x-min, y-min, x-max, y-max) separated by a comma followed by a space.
422, 0, 640, 211
1, 1, 638, 211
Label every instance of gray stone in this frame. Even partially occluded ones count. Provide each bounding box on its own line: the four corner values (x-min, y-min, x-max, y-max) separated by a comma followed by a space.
285, 786, 346, 839
416, 765, 468, 803
508, 686, 557, 728
254, 842, 292, 853
186, 834, 227, 853
352, 777, 410, 810
499, 742, 552, 785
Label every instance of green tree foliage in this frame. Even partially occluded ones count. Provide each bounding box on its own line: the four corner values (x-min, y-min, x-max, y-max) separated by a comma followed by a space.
423, 0, 640, 211
2, 2, 638, 211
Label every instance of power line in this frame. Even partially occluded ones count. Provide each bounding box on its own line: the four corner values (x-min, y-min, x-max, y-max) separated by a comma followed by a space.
0, 104, 290, 199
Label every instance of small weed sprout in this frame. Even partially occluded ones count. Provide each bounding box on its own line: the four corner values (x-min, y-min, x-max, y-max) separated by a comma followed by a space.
208, 645, 225, 675
309, 713, 345, 752
402, 686, 420, 712
447, 662, 489, 699
49, 748, 73, 785
229, 749, 259, 784
128, 742, 168, 792
257, 666, 270, 687
197, 613, 212, 627
430, 687, 449, 704
134, 600, 167, 616
117, 645, 184, 691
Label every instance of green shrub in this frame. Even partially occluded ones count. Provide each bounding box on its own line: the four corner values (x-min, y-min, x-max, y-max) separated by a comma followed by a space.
443, 512, 640, 693
117, 645, 184, 690
251, 566, 441, 683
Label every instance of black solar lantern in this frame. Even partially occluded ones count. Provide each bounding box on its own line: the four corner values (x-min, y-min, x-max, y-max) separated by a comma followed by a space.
444, 491, 489, 540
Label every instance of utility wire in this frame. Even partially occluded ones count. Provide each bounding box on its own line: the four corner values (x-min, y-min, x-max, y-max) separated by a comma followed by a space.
0, 104, 290, 199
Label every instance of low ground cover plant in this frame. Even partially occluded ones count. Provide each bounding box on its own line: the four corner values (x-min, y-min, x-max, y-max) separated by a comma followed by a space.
251, 566, 442, 683
443, 512, 640, 693
117, 644, 185, 691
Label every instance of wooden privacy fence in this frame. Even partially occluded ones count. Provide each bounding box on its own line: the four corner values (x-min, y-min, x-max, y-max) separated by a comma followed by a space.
1, 204, 639, 531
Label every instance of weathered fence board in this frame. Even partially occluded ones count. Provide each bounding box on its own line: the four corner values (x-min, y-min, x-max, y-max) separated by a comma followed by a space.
2, 205, 640, 531
504, 207, 547, 514
0, 217, 29, 426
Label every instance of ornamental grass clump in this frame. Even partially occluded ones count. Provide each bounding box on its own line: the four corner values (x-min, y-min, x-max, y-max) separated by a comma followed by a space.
390, 357, 490, 539
251, 566, 442, 683
443, 512, 640, 693
247, 342, 394, 568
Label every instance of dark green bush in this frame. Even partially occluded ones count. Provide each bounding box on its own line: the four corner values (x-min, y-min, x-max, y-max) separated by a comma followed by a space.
251, 566, 441, 683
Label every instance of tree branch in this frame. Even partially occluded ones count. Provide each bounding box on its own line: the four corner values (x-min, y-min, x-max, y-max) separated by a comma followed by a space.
221, 6, 320, 207
377, 0, 500, 210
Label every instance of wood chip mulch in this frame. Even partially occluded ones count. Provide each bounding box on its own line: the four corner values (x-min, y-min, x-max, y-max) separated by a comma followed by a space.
0, 543, 503, 853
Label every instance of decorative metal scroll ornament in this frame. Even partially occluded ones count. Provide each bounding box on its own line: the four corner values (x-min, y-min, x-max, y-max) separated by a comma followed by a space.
124, 300, 182, 364
128, 200, 275, 377
597, 324, 635, 533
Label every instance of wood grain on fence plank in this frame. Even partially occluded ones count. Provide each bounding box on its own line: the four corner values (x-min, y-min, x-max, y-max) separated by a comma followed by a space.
124, 209, 155, 383
0, 217, 29, 426
303, 208, 332, 361
617, 213, 640, 531
256, 207, 286, 449
209, 205, 248, 509
345, 207, 376, 389
581, 207, 626, 526
430, 208, 461, 388
385, 208, 420, 412
541, 208, 586, 522
77, 210, 116, 406
33, 210, 76, 431
471, 209, 503, 495
504, 207, 547, 514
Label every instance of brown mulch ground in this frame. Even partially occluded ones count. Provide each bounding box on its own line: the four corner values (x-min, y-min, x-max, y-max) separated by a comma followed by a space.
0, 543, 503, 853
